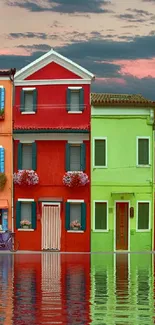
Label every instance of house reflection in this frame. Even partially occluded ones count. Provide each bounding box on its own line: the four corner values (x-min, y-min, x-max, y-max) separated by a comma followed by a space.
0, 254, 13, 325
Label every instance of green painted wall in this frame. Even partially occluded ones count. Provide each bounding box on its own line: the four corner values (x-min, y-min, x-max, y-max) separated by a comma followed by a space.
91, 108, 154, 252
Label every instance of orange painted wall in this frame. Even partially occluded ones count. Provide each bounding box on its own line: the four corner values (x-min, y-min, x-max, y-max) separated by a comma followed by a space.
0, 79, 13, 230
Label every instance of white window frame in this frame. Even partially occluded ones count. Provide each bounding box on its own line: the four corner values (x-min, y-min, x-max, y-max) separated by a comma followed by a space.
93, 137, 107, 168
17, 198, 34, 231
67, 86, 82, 114
93, 200, 109, 232
136, 200, 151, 232
21, 87, 36, 115
136, 136, 150, 167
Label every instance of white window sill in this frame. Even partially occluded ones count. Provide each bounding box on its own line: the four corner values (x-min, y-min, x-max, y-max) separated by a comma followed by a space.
93, 166, 107, 169
67, 230, 84, 233
136, 165, 150, 168
92, 230, 109, 232
68, 111, 82, 114
18, 229, 34, 231
136, 229, 150, 232
21, 111, 36, 115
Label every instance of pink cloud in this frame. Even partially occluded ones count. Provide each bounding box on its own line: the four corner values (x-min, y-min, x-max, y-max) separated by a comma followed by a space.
0, 48, 30, 56
95, 77, 127, 85
113, 58, 155, 79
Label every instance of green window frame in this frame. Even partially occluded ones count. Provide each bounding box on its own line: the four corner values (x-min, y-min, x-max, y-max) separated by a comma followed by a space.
137, 137, 150, 166
65, 201, 86, 231
66, 87, 84, 112
65, 143, 86, 171
94, 201, 108, 231
17, 142, 37, 170
20, 88, 37, 113
137, 201, 150, 231
93, 138, 107, 168
16, 200, 37, 230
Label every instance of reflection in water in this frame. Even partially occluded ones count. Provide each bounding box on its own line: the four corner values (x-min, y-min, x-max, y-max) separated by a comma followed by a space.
0, 253, 154, 324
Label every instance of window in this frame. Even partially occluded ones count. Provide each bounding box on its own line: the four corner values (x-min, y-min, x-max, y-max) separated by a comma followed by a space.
17, 142, 37, 170
0, 86, 5, 116
0, 146, 5, 172
66, 143, 86, 171
94, 201, 108, 231
94, 138, 107, 167
137, 202, 150, 230
137, 137, 150, 166
65, 201, 86, 231
20, 88, 37, 113
67, 87, 84, 112
16, 200, 36, 230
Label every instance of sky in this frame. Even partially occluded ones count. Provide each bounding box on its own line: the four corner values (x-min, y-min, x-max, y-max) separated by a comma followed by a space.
1, 0, 155, 99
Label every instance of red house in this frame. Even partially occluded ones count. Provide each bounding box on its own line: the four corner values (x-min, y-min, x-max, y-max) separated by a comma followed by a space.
13, 49, 95, 251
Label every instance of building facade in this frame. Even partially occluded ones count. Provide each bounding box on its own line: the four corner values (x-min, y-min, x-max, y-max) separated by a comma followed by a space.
91, 93, 155, 252
13, 49, 94, 251
0, 69, 15, 234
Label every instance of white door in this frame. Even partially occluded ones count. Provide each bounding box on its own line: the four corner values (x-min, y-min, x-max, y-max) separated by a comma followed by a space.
42, 204, 61, 250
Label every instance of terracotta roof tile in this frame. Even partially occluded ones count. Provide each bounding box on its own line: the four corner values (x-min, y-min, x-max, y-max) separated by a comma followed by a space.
14, 125, 90, 131
91, 93, 155, 106
0, 69, 16, 76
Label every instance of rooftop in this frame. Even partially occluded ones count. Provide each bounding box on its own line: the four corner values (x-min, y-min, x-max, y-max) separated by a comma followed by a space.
0, 68, 16, 76
91, 93, 155, 107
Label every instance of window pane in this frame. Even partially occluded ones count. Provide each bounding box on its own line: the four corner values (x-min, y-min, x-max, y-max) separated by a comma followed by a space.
138, 139, 149, 165
70, 91, 80, 111
24, 92, 33, 112
70, 146, 81, 171
138, 202, 149, 230
22, 144, 32, 169
95, 140, 106, 166
21, 203, 32, 224
70, 204, 81, 229
95, 202, 107, 230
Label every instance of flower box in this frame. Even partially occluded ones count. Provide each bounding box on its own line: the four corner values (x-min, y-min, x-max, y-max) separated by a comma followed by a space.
0, 173, 7, 190
70, 220, 81, 230
13, 170, 39, 186
0, 110, 4, 120
63, 171, 89, 188
20, 220, 31, 229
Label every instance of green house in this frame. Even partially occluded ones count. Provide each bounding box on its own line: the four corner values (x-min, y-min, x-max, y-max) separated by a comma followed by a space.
91, 93, 155, 252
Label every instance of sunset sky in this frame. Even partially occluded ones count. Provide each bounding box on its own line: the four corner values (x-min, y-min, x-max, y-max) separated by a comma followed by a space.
1, 0, 155, 99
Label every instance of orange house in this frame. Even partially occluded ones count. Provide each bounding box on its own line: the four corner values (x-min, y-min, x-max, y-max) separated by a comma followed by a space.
0, 69, 16, 233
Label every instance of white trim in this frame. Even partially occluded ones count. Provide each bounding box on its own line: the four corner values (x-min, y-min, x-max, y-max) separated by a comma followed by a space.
0, 77, 10, 81
68, 111, 82, 114
91, 107, 152, 116
17, 198, 34, 202
67, 199, 84, 203
15, 49, 95, 81
0, 85, 4, 88
13, 133, 89, 142
18, 229, 34, 232
67, 140, 83, 144
15, 79, 92, 86
136, 136, 151, 167
136, 200, 151, 232
114, 200, 130, 251
42, 202, 61, 208
20, 140, 35, 144
22, 87, 36, 91
68, 87, 82, 90
67, 230, 84, 233
21, 112, 36, 115
93, 137, 107, 168
93, 200, 108, 232
0, 145, 3, 148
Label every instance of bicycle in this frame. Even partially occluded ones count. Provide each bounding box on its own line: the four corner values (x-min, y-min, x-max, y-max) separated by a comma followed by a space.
0, 230, 20, 252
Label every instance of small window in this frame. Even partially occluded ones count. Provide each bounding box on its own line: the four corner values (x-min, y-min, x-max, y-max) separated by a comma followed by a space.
67, 88, 84, 112
22, 144, 32, 169
70, 145, 81, 171
95, 202, 108, 230
94, 139, 106, 167
70, 91, 80, 111
138, 138, 149, 166
24, 91, 33, 112
21, 202, 32, 228
137, 202, 150, 230
20, 89, 37, 113
70, 203, 81, 230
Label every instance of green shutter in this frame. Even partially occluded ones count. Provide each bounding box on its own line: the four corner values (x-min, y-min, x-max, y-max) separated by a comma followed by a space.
65, 143, 70, 171
0, 87, 5, 112
81, 203, 86, 231
65, 202, 70, 230
80, 143, 86, 171
66, 88, 71, 111
33, 89, 37, 112
20, 89, 25, 112
16, 201, 21, 229
138, 139, 149, 165
79, 88, 84, 111
17, 142, 22, 169
31, 202, 37, 229
32, 142, 37, 170
95, 139, 106, 167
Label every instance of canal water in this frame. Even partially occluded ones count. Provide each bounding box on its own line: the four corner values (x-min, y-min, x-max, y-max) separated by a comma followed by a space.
0, 253, 154, 324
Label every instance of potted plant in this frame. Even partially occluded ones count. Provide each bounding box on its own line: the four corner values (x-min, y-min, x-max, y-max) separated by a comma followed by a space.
20, 220, 31, 229
63, 171, 89, 187
0, 173, 7, 190
13, 170, 39, 186
70, 220, 81, 230
0, 109, 4, 120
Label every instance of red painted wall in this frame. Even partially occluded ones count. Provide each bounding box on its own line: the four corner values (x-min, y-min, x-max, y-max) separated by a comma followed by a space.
26, 61, 82, 80
14, 140, 90, 252
14, 84, 90, 130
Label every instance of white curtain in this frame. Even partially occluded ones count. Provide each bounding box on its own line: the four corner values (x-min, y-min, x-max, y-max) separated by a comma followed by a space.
42, 205, 61, 250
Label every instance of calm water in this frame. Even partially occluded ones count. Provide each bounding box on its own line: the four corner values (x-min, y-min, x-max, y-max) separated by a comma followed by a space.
0, 253, 154, 324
